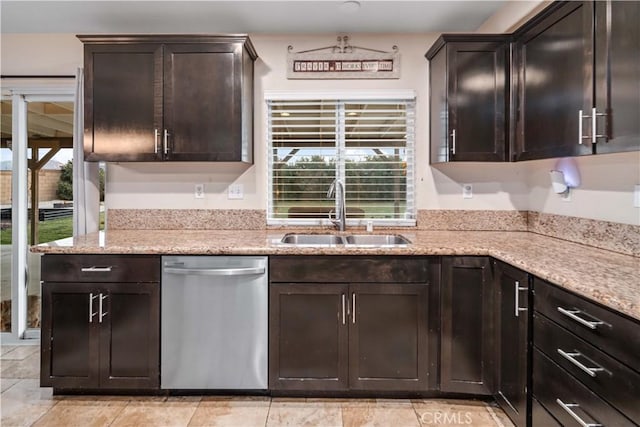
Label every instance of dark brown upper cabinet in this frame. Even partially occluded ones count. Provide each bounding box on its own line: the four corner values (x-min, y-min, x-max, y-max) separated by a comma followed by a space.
426, 35, 509, 163
80, 35, 257, 163
513, 1, 639, 161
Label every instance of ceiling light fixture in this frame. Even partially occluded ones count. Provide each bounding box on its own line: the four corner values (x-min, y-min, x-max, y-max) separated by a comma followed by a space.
280, 112, 290, 117
339, 1, 361, 14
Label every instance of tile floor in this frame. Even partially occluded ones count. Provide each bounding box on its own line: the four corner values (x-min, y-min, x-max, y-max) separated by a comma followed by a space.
1, 344, 515, 426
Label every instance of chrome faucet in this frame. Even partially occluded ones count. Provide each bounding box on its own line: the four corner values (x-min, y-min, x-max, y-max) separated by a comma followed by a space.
326, 178, 346, 231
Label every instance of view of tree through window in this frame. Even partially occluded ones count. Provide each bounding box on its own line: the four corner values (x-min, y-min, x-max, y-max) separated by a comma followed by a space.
268, 97, 415, 224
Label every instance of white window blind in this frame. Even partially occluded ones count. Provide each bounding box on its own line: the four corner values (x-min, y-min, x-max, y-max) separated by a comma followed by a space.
267, 93, 415, 226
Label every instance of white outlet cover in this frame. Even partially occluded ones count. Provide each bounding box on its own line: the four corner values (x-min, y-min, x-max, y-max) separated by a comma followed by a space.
228, 184, 244, 200
462, 183, 473, 199
194, 183, 205, 199
634, 184, 640, 208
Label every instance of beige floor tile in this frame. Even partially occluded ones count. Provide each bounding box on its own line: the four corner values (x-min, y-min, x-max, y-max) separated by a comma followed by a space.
189, 398, 270, 426
1, 345, 18, 356
0, 379, 60, 427
1, 353, 40, 379
413, 399, 506, 427
0, 345, 39, 361
1, 377, 21, 392
343, 404, 420, 427
267, 400, 343, 427
110, 400, 198, 427
32, 399, 128, 427
485, 402, 515, 427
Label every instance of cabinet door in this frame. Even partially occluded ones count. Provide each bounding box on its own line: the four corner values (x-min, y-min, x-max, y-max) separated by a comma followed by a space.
594, 1, 640, 154
349, 283, 428, 391
514, 2, 594, 160
494, 261, 529, 427
440, 257, 494, 395
448, 42, 507, 162
98, 282, 160, 389
84, 43, 163, 161
41, 283, 99, 388
164, 43, 246, 161
269, 283, 349, 391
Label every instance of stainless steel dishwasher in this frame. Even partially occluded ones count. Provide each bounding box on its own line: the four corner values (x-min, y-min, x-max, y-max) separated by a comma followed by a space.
161, 256, 268, 390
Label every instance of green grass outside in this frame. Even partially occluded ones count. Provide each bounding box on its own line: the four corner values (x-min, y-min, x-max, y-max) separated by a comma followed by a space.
272, 201, 407, 218
1, 212, 105, 245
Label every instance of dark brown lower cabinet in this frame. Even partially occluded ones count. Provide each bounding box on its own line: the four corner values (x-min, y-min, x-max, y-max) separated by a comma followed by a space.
269, 282, 429, 393
494, 261, 530, 427
40, 254, 160, 390
269, 256, 431, 393
269, 283, 349, 391
41, 281, 160, 390
440, 257, 494, 395
349, 283, 429, 391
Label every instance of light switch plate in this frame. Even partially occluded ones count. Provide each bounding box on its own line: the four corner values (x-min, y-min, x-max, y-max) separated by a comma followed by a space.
634, 184, 640, 208
462, 183, 473, 199
228, 184, 244, 200
194, 184, 205, 199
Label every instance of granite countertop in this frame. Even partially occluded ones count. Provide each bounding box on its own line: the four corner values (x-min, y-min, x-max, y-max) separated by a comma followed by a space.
32, 229, 640, 321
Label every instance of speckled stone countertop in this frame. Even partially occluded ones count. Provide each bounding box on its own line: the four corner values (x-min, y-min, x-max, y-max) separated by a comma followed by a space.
33, 229, 640, 321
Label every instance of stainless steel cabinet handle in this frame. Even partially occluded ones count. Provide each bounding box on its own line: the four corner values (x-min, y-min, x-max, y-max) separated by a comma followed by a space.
591, 107, 606, 143
578, 110, 591, 145
556, 399, 602, 427
81, 266, 112, 273
557, 349, 605, 378
352, 293, 356, 324
89, 293, 99, 323
514, 281, 528, 317
451, 129, 456, 155
163, 129, 169, 155
99, 294, 108, 323
342, 294, 346, 325
154, 128, 159, 154
163, 266, 265, 276
557, 307, 604, 330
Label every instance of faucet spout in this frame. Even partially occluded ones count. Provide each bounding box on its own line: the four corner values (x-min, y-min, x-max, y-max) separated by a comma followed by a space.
327, 179, 346, 232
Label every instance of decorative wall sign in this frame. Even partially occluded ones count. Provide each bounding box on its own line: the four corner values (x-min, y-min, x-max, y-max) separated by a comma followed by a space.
287, 36, 400, 79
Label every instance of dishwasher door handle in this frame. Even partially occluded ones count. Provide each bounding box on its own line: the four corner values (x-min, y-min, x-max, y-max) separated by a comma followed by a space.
163, 266, 266, 276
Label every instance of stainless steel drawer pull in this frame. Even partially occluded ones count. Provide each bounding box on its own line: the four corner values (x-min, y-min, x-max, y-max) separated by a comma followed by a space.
163, 266, 265, 277
89, 293, 99, 323
99, 294, 108, 323
557, 307, 604, 330
81, 266, 113, 273
154, 128, 159, 153
556, 399, 602, 427
557, 349, 605, 378
514, 281, 528, 317
342, 294, 346, 325
163, 129, 169, 155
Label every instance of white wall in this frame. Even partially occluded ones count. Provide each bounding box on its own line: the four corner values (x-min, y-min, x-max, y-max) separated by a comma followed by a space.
2, 2, 638, 225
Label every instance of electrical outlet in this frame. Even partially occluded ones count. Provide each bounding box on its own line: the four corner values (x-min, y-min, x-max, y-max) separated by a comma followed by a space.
462, 183, 473, 199
228, 184, 244, 200
634, 184, 640, 208
194, 184, 205, 199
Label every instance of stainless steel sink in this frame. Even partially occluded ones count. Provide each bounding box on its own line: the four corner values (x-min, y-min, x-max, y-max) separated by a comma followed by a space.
344, 234, 411, 246
280, 234, 345, 245
278, 233, 411, 247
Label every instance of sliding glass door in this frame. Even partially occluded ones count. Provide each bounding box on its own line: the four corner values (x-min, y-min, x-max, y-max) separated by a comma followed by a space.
0, 87, 74, 341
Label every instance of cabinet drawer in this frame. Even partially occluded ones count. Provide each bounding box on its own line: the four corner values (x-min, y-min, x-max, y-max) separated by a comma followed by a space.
42, 255, 160, 283
533, 349, 635, 427
534, 277, 640, 371
535, 313, 640, 422
269, 256, 429, 283
532, 398, 561, 427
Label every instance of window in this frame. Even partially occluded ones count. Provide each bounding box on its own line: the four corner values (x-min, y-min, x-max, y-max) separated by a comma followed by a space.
267, 91, 415, 226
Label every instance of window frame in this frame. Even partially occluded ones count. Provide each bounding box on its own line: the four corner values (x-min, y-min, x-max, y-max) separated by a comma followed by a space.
265, 90, 416, 227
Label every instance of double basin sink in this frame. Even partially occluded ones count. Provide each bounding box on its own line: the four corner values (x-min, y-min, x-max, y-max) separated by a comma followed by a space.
279, 233, 411, 247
